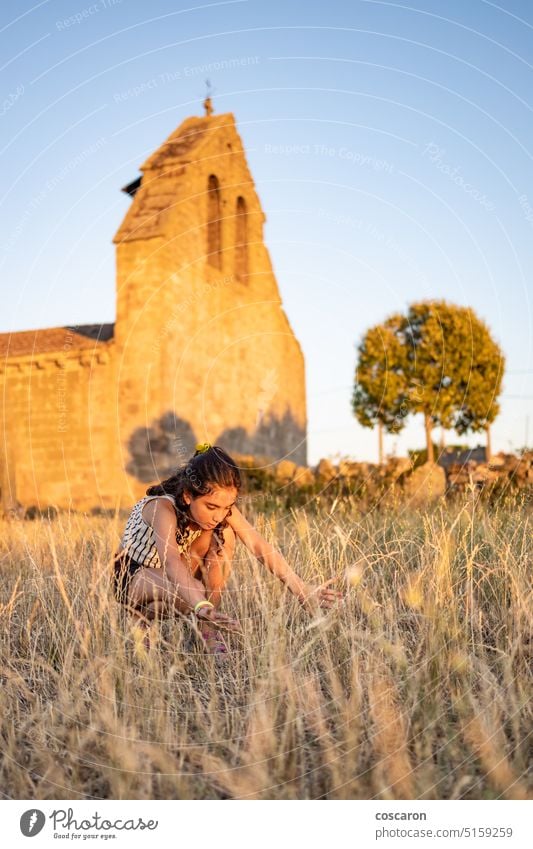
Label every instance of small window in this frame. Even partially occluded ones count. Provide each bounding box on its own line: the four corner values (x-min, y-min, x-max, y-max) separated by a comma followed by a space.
207, 174, 222, 269
235, 195, 248, 280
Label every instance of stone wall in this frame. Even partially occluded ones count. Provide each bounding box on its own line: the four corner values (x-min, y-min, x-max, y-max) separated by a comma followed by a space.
229, 452, 533, 510
446, 452, 533, 492
1, 346, 118, 512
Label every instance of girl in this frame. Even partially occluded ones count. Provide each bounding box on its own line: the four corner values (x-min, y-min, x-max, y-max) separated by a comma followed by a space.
113, 443, 343, 656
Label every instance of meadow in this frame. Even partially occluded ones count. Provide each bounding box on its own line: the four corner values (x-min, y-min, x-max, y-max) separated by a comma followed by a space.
0, 492, 531, 800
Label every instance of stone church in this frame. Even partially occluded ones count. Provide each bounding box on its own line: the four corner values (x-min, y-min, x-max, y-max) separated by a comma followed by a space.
0, 103, 307, 513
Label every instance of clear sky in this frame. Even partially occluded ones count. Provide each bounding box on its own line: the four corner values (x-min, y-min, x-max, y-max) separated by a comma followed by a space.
1, 0, 532, 465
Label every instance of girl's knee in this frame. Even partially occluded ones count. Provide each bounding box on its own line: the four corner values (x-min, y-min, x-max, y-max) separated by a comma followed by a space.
128, 572, 187, 614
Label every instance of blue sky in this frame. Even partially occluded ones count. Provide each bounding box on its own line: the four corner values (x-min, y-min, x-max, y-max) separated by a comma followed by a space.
1, 0, 532, 465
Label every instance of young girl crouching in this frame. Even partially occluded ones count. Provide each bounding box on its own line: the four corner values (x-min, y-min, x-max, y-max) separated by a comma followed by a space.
113, 443, 343, 656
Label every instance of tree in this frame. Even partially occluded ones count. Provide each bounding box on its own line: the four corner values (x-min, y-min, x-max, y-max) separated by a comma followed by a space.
352, 314, 409, 463
352, 300, 505, 464
401, 300, 505, 462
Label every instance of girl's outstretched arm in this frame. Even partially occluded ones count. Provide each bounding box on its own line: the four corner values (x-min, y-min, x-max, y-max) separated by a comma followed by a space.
227, 506, 343, 610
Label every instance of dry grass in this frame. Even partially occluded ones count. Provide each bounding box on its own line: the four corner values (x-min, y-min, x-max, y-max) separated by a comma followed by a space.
0, 494, 531, 800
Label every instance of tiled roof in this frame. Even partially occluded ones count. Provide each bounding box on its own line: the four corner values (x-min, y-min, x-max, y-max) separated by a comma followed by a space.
139, 113, 224, 172
0, 323, 114, 359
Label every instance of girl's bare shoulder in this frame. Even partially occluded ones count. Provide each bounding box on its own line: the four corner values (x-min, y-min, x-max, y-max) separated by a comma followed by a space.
141, 496, 176, 528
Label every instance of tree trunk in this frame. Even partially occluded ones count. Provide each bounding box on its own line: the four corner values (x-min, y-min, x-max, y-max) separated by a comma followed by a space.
378, 421, 384, 465
486, 425, 492, 462
425, 413, 434, 463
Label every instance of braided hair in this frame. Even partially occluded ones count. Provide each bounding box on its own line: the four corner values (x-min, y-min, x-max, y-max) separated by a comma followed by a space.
146, 444, 241, 554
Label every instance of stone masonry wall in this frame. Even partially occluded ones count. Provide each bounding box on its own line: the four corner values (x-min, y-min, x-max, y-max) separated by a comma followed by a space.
1, 347, 118, 512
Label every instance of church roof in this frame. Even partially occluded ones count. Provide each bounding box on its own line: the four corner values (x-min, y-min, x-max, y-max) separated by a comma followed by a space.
140, 113, 220, 171
114, 111, 238, 244
0, 323, 114, 359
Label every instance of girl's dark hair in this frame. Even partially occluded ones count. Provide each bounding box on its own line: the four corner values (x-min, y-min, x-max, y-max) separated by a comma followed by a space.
146, 445, 241, 554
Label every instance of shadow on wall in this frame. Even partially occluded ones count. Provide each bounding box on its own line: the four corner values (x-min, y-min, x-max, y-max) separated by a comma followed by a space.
126, 409, 307, 483
126, 412, 196, 483
217, 407, 306, 467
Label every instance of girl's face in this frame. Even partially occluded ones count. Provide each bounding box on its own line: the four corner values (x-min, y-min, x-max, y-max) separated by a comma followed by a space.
184, 486, 238, 530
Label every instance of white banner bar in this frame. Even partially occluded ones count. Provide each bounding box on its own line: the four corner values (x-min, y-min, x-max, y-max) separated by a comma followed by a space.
3, 799, 532, 847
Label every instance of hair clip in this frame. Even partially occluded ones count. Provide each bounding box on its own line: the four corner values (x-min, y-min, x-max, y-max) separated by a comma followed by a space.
195, 442, 212, 454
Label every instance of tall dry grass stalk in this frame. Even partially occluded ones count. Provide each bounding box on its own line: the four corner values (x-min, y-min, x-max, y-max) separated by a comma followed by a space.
368, 668, 415, 799
0, 494, 531, 799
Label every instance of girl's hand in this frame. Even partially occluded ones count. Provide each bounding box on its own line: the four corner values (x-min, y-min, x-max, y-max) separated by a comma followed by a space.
196, 607, 242, 634
297, 578, 344, 612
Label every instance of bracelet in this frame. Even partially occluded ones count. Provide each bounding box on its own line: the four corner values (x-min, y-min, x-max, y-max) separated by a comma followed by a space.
193, 600, 214, 616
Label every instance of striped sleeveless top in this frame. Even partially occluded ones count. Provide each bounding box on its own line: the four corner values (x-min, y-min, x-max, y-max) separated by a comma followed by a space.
120, 494, 203, 568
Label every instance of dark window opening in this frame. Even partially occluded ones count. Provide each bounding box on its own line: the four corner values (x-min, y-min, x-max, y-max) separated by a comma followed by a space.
207, 174, 222, 269
235, 195, 248, 280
